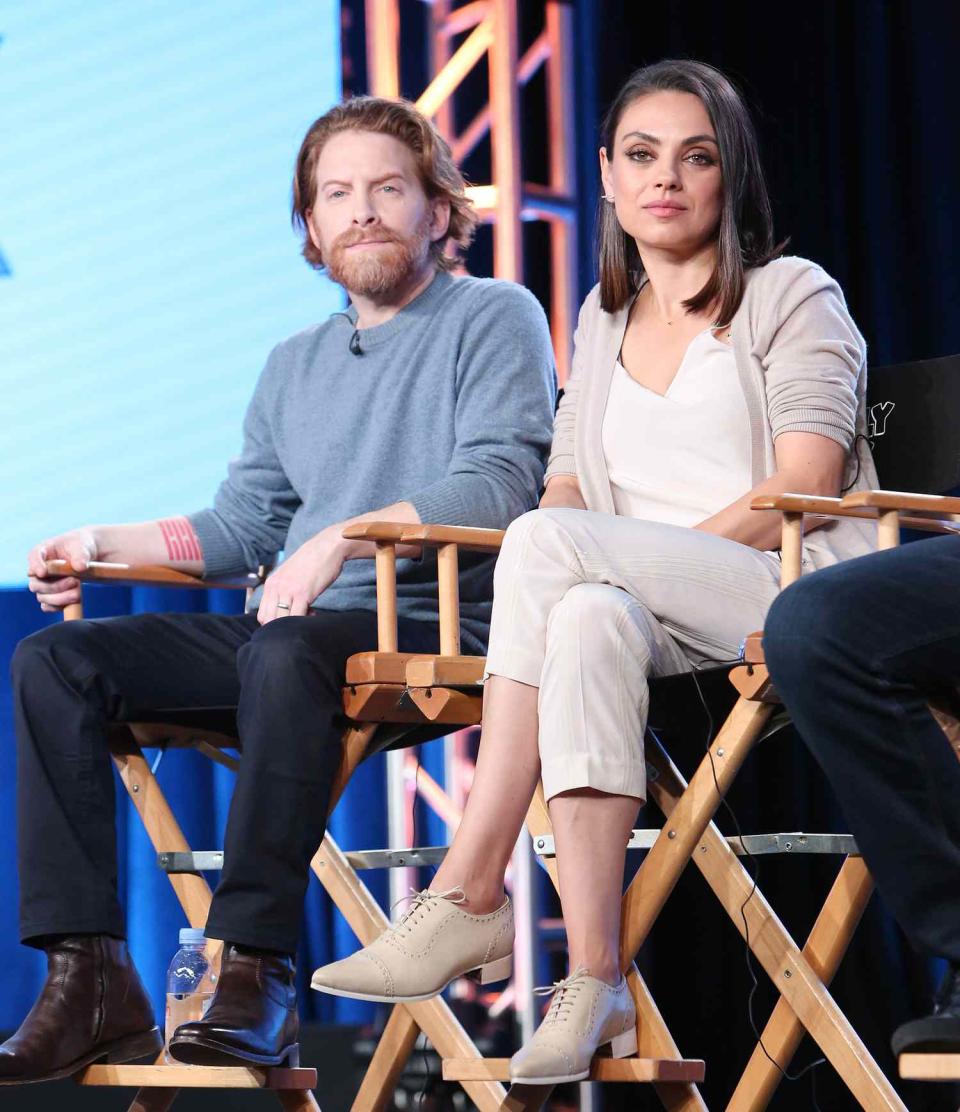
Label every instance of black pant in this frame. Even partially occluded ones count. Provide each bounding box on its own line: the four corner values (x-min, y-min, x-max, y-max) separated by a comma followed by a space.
11, 608, 439, 954
764, 535, 960, 962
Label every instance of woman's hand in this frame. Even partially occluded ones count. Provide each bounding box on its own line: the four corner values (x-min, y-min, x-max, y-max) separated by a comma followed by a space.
257, 527, 346, 624
539, 475, 586, 511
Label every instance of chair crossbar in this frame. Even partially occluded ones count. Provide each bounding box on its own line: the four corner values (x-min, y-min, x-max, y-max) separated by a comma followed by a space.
78, 1064, 318, 1090
158, 851, 225, 873
532, 830, 860, 857
899, 1054, 960, 1080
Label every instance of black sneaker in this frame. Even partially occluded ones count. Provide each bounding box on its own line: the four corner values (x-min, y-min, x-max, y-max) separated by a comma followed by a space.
891, 962, 960, 1056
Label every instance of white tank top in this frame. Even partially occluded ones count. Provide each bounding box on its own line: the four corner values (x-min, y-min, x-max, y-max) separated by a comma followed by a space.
601, 329, 752, 526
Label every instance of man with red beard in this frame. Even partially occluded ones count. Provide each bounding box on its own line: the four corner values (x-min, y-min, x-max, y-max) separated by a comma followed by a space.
3, 97, 555, 1082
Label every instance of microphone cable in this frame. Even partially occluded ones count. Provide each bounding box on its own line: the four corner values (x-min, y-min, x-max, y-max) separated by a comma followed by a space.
687, 657, 826, 1111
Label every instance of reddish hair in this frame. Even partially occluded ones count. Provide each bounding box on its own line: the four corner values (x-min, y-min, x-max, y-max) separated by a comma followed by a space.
292, 96, 477, 271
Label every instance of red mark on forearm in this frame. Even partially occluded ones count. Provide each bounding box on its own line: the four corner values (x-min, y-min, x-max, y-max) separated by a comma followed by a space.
159, 517, 202, 563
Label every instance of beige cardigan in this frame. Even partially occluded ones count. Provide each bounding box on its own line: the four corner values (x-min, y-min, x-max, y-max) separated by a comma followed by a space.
545, 255, 880, 569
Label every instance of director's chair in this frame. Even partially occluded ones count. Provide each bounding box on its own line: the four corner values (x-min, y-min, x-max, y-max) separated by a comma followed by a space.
340, 494, 957, 1112
45, 559, 519, 1112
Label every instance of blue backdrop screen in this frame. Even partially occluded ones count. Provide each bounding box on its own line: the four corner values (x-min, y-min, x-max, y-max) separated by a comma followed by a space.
0, 1, 342, 584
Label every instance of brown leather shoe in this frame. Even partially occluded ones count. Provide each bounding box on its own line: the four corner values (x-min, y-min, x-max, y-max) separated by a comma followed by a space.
0, 935, 162, 1085
167, 945, 299, 1067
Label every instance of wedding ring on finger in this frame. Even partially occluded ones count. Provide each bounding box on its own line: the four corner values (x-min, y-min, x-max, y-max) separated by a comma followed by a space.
276, 600, 291, 612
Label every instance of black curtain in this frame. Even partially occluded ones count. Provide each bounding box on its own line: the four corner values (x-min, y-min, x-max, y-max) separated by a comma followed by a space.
587, 0, 960, 365
576, 4, 960, 1110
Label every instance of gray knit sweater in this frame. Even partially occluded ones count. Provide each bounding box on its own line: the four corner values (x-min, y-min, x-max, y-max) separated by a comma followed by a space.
189, 271, 556, 651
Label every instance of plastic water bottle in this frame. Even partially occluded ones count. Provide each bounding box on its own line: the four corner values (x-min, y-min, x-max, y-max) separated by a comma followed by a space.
164, 927, 218, 1061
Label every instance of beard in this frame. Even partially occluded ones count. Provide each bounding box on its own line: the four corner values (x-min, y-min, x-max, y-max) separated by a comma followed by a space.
324, 219, 432, 299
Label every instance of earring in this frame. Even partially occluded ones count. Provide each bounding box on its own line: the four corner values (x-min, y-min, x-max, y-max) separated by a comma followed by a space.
603, 193, 615, 202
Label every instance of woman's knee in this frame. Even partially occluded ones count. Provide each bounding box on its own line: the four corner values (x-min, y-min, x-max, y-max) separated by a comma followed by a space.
495, 507, 581, 586
545, 582, 632, 647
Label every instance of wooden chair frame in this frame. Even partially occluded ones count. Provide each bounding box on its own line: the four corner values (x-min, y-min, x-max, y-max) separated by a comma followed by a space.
51, 558, 511, 1111
340, 491, 960, 1110
52, 487, 959, 1110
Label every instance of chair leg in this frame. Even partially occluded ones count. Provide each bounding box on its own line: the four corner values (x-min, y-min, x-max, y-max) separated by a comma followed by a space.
727, 855, 875, 1112
644, 745, 905, 1112
350, 1006, 421, 1112
127, 1089, 179, 1112
329, 723, 381, 811
311, 832, 507, 1112
113, 740, 319, 1110
525, 788, 708, 1112
619, 697, 774, 958
276, 1091, 322, 1110
627, 967, 709, 1112
500, 1082, 555, 1110
111, 741, 215, 928
113, 741, 204, 1112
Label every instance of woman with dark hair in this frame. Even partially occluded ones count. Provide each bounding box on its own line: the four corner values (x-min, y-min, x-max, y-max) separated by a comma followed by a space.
313, 60, 879, 1082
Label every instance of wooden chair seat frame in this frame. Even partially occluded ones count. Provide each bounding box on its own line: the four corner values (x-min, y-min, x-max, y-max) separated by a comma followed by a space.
54, 488, 959, 1110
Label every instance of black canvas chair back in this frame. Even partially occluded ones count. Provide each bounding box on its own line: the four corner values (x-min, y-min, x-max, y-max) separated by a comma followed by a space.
650, 354, 960, 754
866, 354, 960, 496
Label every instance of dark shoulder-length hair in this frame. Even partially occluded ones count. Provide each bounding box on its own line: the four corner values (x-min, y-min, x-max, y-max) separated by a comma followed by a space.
598, 59, 784, 323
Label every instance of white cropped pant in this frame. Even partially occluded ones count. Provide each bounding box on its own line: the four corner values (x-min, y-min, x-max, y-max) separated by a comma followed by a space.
484, 508, 784, 802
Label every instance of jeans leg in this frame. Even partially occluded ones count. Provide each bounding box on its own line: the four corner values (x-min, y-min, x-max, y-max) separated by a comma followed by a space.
764, 535, 960, 961
205, 610, 440, 954
12, 611, 257, 946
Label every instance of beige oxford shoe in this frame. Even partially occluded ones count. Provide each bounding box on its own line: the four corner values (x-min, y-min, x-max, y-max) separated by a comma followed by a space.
310, 887, 513, 1003
510, 967, 637, 1085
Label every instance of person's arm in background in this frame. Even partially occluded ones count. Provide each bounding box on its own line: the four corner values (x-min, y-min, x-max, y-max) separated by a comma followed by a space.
255, 282, 557, 623
28, 346, 299, 612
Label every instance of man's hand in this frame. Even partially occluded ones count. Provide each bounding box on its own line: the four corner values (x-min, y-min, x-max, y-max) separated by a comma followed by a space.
27, 528, 100, 612
257, 526, 346, 624
539, 475, 586, 511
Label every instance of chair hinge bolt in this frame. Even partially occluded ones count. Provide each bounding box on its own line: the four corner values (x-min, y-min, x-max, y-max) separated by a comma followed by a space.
716, 747, 725, 757
132, 784, 139, 793
668, 830, 677, 839
783, 969, 792, 978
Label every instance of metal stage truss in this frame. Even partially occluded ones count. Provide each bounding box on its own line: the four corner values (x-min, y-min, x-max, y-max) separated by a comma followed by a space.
359, 0, 580, 1054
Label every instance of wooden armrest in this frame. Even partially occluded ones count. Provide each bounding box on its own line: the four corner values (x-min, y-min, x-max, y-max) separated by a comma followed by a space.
841, 490, 960, 518
340, 522, 503, 658
749, 495, 959, 536
341, 521, 504, 552
399, 524, 505, 553
341, 522, 411, 543
45, 560, 260, 590
750, 494, 847, 515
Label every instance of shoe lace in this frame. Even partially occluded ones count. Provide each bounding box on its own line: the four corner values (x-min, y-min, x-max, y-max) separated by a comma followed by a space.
389, 885, 465, 936
534, 966, 590, 1024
